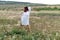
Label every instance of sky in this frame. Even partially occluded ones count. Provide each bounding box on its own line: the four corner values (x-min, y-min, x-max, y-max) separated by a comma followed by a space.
4, 0, 60, 5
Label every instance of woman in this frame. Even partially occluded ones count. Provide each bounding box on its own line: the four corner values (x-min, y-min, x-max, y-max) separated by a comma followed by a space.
21, 6, 31, 32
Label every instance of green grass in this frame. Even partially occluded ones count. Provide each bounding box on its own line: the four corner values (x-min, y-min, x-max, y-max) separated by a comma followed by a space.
0, 5, 60, 11
33, 7, 60, 11
31, 13, 60, 16
0, 28, 60, 40
0, 19, 18, 25
0, 9, 60, 40
0, 15, 60, 40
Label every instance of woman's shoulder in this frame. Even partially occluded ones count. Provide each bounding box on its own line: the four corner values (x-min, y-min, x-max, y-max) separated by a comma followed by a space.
26, 11, 30, 13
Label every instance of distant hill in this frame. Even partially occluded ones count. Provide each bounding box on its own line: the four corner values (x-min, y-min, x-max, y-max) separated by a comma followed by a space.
0, 1, 47, 6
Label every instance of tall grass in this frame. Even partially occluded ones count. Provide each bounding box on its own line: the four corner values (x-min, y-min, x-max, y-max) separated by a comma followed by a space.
0, 28, 60, 40
0, 16, 60, 40
33, 7, 60, 11
0, 9, 60, 40
31, 13, 60, 17
0, 19, 18, 25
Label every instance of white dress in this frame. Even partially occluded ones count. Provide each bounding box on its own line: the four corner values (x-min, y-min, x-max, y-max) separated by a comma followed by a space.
21, 11, 30, 25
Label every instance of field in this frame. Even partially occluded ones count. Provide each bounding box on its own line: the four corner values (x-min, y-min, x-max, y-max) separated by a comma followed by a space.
0, 4, 60, 40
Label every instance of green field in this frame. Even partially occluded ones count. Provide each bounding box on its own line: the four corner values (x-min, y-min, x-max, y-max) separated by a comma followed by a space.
0, 1, 60, 40
0, 10, 60, 40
